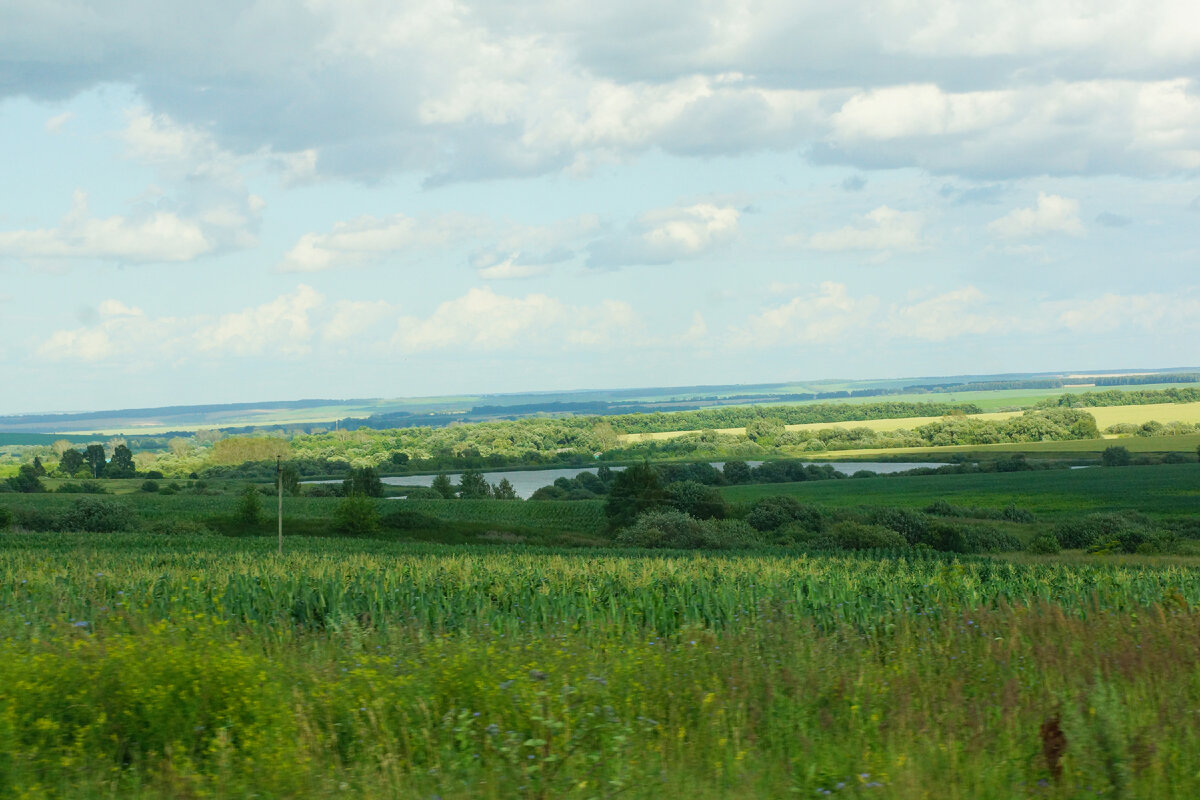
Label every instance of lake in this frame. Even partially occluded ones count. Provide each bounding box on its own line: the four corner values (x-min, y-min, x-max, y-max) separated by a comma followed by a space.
359, 461, 950, 499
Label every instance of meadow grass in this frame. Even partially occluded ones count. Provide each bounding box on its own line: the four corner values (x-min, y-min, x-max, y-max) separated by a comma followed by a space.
720, 463, 1200, 523
2, 535, 1200, 797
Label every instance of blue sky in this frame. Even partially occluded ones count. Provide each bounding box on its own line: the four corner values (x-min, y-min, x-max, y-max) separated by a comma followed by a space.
1, 1, 1198, 413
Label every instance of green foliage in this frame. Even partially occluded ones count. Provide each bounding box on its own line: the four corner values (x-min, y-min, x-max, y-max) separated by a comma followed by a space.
665, 480, 727, 519
1054, 511, 1157, 551
342, 466, 384, 498
55, 481, 108, 494
6, 465, 45, 493
1027, 533, 1062, 554
430, 473, 456, 499
58, 448, 84, 475
83, 444, 106, 477
140, 480, 160, 493
745, 496, 824, 533
492, 477, 518, 500
604, 461, 668, 530
380, 507, 444, 530
107, 444, 136, 478
457, 469, 493, 499
235, 484, 262, 525
0, 506, 10, 530
61, 497, 138, 532
614, 510, 762, 549
1102, 445, 1133, 466
278, 463, 302, 496
143, 518, 215, 536
335, 493, 380, 536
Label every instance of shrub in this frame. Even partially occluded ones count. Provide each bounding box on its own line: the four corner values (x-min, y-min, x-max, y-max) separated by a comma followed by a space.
1101, 446, 1132, 467
1161, 452, 1191, 464
615, 510, 763, 550
1001, 504, 1036, 523
380, 507, 444, 530
927, 521, 970, 553
1027, 533, 1061, 554
745, 496, 824, 533
14, 508, 61, 531
825, 521, 907, 550
962, 525, 1022, 553
0, 506, 11, 530
140, 480, 160, 493
304, 484, 342, 498
335, 494, 380, 536
665, 480, 727, 520
1054, 511, 1154, 551
401, 487, 442, 500
236, 484, 262, 525
55, 481, 109, 494
868, 507, 931, 546
61, 497, 138, 533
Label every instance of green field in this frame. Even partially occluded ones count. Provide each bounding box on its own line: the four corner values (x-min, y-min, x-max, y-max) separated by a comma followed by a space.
721, 463, 1200, 523
811, 432, 1200, 460
2, 535, 1200, 797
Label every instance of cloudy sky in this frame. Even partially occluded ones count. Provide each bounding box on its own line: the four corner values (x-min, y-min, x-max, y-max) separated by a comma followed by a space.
2, 1, 1199, 413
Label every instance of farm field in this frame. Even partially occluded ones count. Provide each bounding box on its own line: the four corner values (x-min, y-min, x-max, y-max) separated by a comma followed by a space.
3, 534, 1200, 797
810, 432, 1200, 460
721, 463, 1200, 523
618, 403, 1200, 444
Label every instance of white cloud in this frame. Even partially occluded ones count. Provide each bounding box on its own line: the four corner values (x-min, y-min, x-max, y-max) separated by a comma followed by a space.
883, 287, 1008, 341
392, 287, 637, 352
280, 213, 487, 272
1053, 291, 1200, 332
988, 193, 1085, 238
807, 206, 927, 253
196, 285, 323, 356
44, 111, 73, 134
730, 282, 880, 347
323, 300, 396, 342
0, 190, 213, 264
587, 203, 739, 267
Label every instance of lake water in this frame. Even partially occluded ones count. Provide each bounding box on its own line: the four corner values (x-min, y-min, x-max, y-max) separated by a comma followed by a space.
358, 461, 949, 499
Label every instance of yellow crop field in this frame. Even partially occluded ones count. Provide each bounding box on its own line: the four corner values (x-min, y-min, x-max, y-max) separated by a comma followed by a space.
617, 403, 1200, 444
1089, 402, 1200, 428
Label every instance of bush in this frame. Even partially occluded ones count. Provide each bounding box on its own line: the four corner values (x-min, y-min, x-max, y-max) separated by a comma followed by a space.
335, 494, 380, 536
143, 518, 214, 536
140, 480, 160, 493
236, 484, 262, 525
962, 525, 1022, 553
401, 487, 443, 500
868, 507, 931, 546
1001, 504, 1035, 523
745, 496, 824, 533
1101, 445, 1132, 467
0, 506, 11, 530
615, 510, 763, 549
61, 497, 138, 533
927, 521, 970, 553
1027, 533, 1061, 554
14, 508, 61, 531
825, 521, 907, 550
55, 481, 109, 494
1054, 511, 1155, 551
380, 507, 444, 530
665, 480, 727, 519
304, 484, 342, 498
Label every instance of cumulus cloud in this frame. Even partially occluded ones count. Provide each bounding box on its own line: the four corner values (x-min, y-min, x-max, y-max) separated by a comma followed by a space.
280, 213, 487, 272
587, 203, 739, 267
392, 287, 638, 352
1052, 291, 1200, 333
882, 287, 1008, 341
988, 193, 1085, 238
806, 206, 928, 253
0, 190, 212, 264
195, 285, 323, 356
44, 111, 73, 133
730, 282, 880, 347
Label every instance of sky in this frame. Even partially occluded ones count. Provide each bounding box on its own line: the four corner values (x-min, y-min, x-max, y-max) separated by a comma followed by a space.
1, 1, 1199, 414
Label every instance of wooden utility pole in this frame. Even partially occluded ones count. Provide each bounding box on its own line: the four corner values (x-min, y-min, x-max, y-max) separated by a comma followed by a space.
276, 455, 283, 555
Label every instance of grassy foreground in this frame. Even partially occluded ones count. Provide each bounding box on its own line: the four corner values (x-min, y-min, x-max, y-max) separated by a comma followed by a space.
3, 534, 1200, 798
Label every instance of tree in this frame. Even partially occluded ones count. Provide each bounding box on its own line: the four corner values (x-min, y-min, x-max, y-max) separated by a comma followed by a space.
107, 444, 136, 478
342, 467, 384, 498
604, 461, 668, 530
493, 477, 518, 500
59, 449, 84, 476
458, 470, 492, 499
335, 494, 380, 536
278, 464, 301, 496
84, 445, 107, 478
236, 484, 262, 525
390, 451, 409, 466
52, 439, 73, 457
1101, 445, 1132, 467
722, 460, 752, 485
430, 474, 456, 499
665, 480, 727, 520
31, 456, 47, 477
7, 464, 45, 493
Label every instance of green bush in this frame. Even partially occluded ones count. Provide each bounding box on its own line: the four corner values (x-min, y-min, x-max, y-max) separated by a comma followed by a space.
745, 496, 824, 532
380, 507, 444, 530
61, 497, 138, 533
1027, 533, 1061, 554
336, 494, 381, 536
236, 484, 262, 525
1101, 445, 1132, 467
13, 508, 61, 531
825, 521, 907, 550
962, 525, 1022, 553
1055, 512, 1152, 550
665, 480, 727, 520
868, 507, 932, 546
0, 506, 11, 530
615, 510, 763, 549
1001, 504, 1036, 523
55, 481, 109, 494
140, 480, 160, 493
